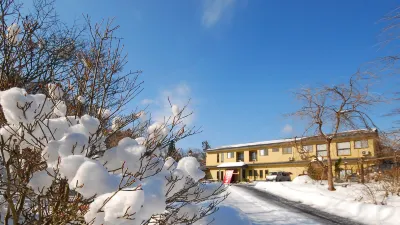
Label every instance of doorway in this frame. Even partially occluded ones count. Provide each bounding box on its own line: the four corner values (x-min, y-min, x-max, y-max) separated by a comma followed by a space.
231, 169, 239, 183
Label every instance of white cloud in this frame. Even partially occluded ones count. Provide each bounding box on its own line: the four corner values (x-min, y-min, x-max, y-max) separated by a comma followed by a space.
282, 124, 293, 134
151, 83, 195, 125
141, 99, 155, 105
202, 0, 235, 28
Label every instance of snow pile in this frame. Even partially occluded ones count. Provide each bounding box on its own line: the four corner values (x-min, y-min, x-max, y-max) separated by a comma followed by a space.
111, 117, 122, 131
211, 206, 252, 225
255, 181, 400, 225
28, 168, 55, 194
0, 87, 220, 225
292, 175, 314, 184
77, 95, 86, 104
98, 108, 111, 118
147, 122, 168, 141
53, 100, 67, 116
0, 88, 43, 124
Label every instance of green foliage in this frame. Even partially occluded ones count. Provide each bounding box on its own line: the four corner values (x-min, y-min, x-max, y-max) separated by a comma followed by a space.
334, 157, 343, 178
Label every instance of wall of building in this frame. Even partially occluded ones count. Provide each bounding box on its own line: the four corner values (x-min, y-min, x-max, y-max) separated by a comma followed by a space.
208, 161, 361, 182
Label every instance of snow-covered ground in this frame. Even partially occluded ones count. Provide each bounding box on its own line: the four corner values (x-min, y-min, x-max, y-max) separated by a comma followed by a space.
255, 177, 400, 225
221, 185, 329, 225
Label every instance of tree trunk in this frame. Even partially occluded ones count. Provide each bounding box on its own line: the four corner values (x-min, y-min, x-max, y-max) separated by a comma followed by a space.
326, 140, 336, 191
360, 158, 365, 184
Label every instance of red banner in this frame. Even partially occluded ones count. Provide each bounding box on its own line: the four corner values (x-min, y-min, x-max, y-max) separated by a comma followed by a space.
223, 170, 234, 184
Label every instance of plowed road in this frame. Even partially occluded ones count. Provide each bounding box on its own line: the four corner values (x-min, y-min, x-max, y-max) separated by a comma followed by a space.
223, 185, 364, 225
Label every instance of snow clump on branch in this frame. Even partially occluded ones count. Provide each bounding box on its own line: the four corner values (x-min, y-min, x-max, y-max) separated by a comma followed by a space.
7, 23, 20, 44
47, 83, 64, 99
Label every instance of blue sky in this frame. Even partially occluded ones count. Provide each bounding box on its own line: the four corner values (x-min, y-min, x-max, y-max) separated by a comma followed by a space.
47, 0, 399, 150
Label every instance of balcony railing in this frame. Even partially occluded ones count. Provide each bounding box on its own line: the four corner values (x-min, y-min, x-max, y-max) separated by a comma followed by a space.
236, 157, 244, 162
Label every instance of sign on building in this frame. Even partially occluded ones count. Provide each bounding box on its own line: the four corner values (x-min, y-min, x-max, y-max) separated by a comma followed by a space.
223, 170, 234, 184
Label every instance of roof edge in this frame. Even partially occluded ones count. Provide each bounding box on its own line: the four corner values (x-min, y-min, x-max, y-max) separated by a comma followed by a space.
206, 129, 378, 152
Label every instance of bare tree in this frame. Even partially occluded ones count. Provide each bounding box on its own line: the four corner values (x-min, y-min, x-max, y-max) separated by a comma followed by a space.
0, 0, 79, 82
0, 0, 81, 122
0, 1, 228, 224
202, 141, 211, 151
292, 75, 379, 191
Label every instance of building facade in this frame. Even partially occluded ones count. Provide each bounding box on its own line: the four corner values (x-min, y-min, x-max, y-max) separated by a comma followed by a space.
205, 130, 379, 182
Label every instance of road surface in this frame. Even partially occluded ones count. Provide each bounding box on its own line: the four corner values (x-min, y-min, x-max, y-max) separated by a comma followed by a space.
223, 184, 364, 225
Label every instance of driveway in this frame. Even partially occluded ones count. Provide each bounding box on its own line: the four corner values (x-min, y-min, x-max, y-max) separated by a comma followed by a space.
222, 184, 364, 225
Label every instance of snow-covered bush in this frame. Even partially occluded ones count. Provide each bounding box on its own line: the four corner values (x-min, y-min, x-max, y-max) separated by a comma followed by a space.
292, 175, 314, 184
0, 1, 227, 224
0, 85, 227, 224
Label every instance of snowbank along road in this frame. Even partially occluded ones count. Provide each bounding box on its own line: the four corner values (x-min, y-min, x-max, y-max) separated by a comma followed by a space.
223, 184, 365, 225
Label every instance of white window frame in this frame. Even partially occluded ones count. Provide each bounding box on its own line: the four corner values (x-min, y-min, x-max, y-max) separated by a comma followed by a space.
354, 140, 369, 149
337, 142, 351, 156
227, 152, 234, 159
282, 147, 292, 154
317, 144, 327, 157
302, 145, 313, 153
259, 149, 268, 156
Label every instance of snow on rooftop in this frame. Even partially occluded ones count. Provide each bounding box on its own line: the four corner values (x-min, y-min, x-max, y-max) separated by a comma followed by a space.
209, 138, 297, 151
208, 129, 377, 151
217, 162, 246, 168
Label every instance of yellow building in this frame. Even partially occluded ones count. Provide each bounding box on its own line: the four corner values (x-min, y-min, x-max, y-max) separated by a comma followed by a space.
205, 129, 379, 182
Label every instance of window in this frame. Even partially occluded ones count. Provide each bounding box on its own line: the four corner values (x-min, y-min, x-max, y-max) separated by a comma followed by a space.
217, 172, 220, 180
250, 151, 257, 161
242, 169, 246, 179
227, 152, 234, 159
260, 170, 263, 179
254, 170, 258, 178
237, 152, 244, 162
272, 148, 279, 152
259, 149, 268, 156
217, 154, 219, 163
337, 142, 351, 156
220, 171, 224, 180
249, 170, 253, 176
283, 147, 292, 154
265, 170, 269, 177
340, 169, 352, 179
221, 153, 225, 162
317, 144, 327, 157
302, 145, 313, 152
355, 140, 369, 149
